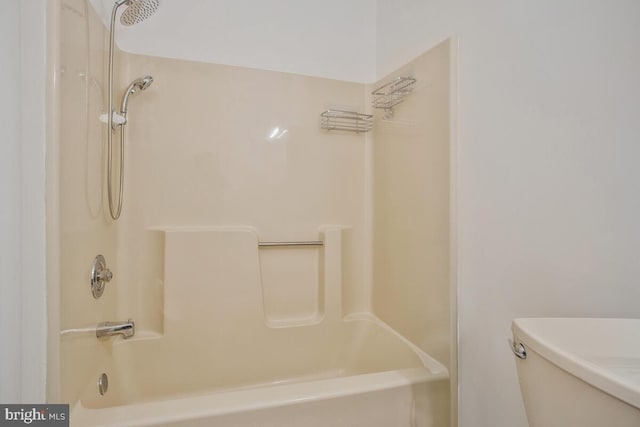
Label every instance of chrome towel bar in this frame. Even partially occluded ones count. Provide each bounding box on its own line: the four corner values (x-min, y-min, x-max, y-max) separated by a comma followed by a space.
258, 241, 324, 247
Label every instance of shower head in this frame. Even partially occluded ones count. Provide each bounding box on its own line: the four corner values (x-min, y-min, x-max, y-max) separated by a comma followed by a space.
119, 0, 160, 26
131, 75, 154, 91
121, 75, 154, 114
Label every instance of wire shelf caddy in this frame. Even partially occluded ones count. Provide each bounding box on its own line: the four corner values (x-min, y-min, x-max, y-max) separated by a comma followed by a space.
320, 109, 373, 133
371, 76, 417, 112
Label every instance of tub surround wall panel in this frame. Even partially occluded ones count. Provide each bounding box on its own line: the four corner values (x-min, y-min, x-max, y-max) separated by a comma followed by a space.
371, 40, 451, 370
56, 0, 118, 406
163, 229, 264, 330
117, 52, 369, 330
260, 244, 322, 325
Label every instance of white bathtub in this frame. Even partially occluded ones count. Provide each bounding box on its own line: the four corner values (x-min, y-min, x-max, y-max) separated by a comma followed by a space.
70, 315, 449, 426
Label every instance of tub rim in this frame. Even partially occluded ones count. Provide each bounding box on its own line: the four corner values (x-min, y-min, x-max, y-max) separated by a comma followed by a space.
71, 365, 448, 427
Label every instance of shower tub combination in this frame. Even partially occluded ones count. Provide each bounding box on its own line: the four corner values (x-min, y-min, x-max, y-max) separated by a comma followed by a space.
69, 228, 450, 426
56, 1, 452, 425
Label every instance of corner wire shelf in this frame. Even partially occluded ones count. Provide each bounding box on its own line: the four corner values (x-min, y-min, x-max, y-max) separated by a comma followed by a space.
320, 109, 373, 133
371, 76, 417, 114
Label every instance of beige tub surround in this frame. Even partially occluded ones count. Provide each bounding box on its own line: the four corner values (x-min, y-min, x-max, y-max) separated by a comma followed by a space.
50, 3, 455, 424
115, 52, 369, 331
371, 40, 452, 371
369, 39, 455, 423
52, 0, 118, 405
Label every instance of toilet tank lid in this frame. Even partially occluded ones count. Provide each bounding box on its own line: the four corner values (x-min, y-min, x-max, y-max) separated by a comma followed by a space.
512, 317, 640, 410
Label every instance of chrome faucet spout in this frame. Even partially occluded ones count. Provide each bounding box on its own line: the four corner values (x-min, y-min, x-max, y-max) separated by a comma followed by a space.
96, 319, 135, 339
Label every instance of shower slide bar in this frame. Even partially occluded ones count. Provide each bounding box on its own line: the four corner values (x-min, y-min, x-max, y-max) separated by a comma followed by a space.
258, 241, 324, 247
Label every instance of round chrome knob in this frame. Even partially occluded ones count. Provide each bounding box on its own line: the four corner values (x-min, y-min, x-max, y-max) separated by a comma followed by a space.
98, 269, 113, 282
91, 255, 113, 299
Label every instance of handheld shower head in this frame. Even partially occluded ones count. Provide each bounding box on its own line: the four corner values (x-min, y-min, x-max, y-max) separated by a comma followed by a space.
121, 75, 154, 114
120, 0, 160, 26
132, 75, 154, 91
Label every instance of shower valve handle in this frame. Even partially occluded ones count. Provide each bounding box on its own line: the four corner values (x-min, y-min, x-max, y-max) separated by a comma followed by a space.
91, 255, 113, 299
97, 269, 113, 282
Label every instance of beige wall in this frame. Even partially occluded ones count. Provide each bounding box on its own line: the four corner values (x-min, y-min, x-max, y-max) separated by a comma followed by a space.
371, 40, 451, 369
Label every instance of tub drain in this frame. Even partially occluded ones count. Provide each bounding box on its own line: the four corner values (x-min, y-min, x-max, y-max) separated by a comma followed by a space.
98, 373, 109, 396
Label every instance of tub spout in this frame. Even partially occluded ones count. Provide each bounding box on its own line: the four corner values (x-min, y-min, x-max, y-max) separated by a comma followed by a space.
96, 319, 135, 339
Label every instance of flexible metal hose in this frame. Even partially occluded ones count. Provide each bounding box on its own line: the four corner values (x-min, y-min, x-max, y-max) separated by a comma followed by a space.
106, 1, 126, 220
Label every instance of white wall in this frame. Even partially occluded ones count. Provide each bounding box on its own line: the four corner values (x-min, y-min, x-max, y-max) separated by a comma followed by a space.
377, 1, 640, 426
0, 0, 48, 404
20, 0, 48, 403
0, 0, 23, 403
89, 0, 377, 83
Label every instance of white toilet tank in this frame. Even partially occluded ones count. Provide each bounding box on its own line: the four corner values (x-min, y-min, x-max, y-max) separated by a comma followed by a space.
511, 318, 640, 427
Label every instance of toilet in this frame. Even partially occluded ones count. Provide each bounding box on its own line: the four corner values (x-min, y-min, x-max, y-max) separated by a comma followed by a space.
511, 318, 640, 427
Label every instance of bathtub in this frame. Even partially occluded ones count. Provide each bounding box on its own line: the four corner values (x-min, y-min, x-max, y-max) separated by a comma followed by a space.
68, 228, 449, 426
70, 315, 448, 426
